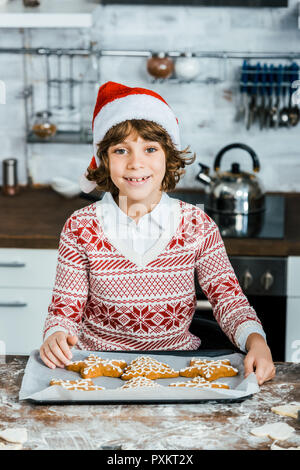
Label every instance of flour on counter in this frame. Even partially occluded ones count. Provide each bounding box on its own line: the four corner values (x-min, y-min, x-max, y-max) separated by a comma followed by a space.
271, 403, 300, 419
0, 427, 28, 444
250, 422, 295, 440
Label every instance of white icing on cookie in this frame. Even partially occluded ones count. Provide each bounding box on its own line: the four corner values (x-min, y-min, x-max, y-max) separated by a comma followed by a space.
120, 376, 162, 389
121, 355, 179, 379
188, 358, 238, 379
169, 376, 229, 389
50, 378, 105, 391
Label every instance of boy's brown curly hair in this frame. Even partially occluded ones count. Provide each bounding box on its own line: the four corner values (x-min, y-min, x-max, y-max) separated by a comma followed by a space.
86, 119, 196, 197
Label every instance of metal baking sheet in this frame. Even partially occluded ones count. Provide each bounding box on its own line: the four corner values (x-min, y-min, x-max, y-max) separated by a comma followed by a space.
19, 349, 260, 404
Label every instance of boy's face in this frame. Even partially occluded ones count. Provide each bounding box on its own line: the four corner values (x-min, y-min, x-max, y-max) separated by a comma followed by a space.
108, 130, 166, 205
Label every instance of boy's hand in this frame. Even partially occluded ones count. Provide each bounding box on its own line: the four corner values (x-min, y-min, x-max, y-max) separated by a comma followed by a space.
40, 332, 78, 369
243, 333, 276, 386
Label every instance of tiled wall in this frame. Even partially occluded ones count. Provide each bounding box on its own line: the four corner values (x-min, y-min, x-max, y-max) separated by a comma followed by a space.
1, 1, 300, 192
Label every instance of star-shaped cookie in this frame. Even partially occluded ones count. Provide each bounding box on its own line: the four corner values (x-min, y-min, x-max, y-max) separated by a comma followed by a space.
50, 378, 105, 391
121, 355, 179, 380
169, 376, 229, 389
66, 354, 127, 379
180, 358, 238, 381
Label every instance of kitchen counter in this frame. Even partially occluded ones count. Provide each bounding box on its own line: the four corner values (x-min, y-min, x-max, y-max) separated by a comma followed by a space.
0, 355, 299, 450
1, 186, 300, 256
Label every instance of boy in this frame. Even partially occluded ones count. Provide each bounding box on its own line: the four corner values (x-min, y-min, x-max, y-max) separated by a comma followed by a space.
40, 82, 275, 385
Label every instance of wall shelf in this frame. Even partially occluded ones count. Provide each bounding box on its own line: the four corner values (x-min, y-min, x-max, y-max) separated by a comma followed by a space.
27, 130, 92, 144
0, 0, 98, 28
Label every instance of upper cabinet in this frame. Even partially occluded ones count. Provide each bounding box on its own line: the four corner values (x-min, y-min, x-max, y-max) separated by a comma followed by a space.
101, 1, 288, 6
0, 0, 99, 28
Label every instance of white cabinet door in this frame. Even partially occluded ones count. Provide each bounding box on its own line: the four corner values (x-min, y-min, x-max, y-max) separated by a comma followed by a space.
0, 249, 57, 288
286, 297, 300, 362
287, 256, 300, 297
0, 287, 52, 355
286, 257, 300, 362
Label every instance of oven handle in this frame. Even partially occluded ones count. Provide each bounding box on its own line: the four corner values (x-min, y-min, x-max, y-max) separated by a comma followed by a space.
0, 262, 26, 268
196, 300, 213, 311
0, 301, 28, 307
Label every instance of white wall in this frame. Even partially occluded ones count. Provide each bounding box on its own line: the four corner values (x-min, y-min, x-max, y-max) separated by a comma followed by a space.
0, 1, 300, 192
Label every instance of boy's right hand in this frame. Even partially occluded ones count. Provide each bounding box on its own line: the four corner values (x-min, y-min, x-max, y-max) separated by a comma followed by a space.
40, 332, 78, 369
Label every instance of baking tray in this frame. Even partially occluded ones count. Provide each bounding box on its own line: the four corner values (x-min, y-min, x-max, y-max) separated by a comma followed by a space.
19, 349, 260, 404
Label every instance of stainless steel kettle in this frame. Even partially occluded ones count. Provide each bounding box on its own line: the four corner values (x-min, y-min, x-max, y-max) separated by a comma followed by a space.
196, 143, 265, 215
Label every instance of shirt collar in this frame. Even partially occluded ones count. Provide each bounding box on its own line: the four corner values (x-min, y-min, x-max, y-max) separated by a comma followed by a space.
100, 191, 173, 229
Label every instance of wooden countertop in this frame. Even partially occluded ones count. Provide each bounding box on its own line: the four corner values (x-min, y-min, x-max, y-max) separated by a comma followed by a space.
0, 355, 299, 450
1, 186, 300, 256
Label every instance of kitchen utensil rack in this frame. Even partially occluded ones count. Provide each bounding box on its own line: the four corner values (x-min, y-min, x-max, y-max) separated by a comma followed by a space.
2, 45, 300, 144
237, 60, 300, 130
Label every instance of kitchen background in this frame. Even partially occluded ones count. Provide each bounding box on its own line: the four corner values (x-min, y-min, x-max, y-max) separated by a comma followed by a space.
1, 0, 300, 191
1, 0, 300, 363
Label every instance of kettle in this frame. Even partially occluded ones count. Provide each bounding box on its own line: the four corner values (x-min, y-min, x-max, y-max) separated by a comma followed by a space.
196, 143, 265, 215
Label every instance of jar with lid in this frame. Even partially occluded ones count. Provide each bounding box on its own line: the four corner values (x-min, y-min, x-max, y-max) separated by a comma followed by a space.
174, 53, 200, 81
2, 158, 19, 196
32, 111, 57, 139
147, 53, 174, 80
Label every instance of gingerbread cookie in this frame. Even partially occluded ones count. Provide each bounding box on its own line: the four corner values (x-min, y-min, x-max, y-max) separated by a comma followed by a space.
180, 358, 238, 381
49, 378, 105, 391
169, 376, 229, 389
121, 356, 179, 381
66, 354, 127, 379
120, 376, 162, 389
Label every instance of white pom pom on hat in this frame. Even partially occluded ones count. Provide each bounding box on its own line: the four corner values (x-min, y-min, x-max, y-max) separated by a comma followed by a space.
79, 81, 181, 193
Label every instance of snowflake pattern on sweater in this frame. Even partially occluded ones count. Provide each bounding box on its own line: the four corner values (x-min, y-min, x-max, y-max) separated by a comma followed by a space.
43, 199, 265, 351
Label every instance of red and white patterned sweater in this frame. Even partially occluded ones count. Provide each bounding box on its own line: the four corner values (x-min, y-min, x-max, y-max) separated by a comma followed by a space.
43, 198, 266, 352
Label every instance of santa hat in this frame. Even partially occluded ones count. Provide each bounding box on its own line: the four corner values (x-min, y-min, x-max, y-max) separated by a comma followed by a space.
79, 81, 181, 193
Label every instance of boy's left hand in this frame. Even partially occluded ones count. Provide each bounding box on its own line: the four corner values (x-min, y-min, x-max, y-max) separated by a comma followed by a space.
243, 333, 276, 386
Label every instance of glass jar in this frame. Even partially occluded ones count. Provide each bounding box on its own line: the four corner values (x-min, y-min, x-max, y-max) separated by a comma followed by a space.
175, 53, 200, 81
32, 111, 57, 139
147, 53, 174, 79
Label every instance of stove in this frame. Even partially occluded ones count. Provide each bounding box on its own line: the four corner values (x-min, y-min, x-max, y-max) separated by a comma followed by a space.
169, 192, 285, 239
168, 191, 287, 361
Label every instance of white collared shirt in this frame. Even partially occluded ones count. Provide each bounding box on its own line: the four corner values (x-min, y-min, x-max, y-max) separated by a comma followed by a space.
99, 191, 177, 255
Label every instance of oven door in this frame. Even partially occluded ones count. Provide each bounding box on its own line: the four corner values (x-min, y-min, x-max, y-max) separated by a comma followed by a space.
190, 291, 286, 362
190, 298, 240, 354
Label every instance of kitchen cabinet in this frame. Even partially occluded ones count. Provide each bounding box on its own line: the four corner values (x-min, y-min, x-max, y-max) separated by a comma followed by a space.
0, 0, 97, 28
286, 256, 300, 362
0, 248, 57, 355
0, 287, 52, 355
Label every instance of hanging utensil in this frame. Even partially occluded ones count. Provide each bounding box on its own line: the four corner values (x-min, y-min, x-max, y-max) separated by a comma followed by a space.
243, 63, 252, 129
68, 54, 75, 111
259, 64, 267, 130
264, 64, 274, 129
57, 50, 63, 111
235, 60, 248, 122
45, 51, 51, 112
288, 62, 300, 126
279, 64, 290, 127
270, 64, 283, 128
246, 63, 260, 130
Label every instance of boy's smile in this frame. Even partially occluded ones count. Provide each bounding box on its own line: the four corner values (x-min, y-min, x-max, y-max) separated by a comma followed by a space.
108, 130, 166, 221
